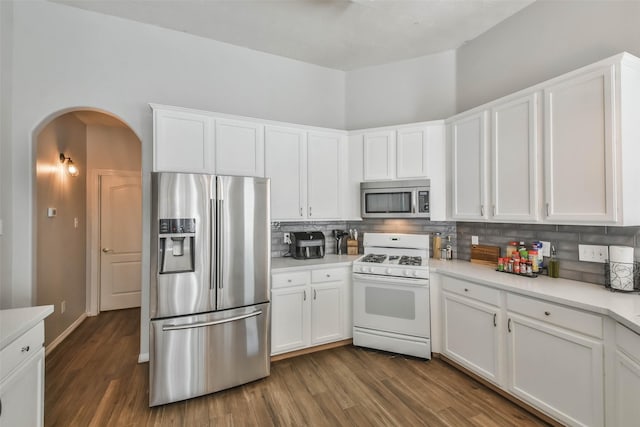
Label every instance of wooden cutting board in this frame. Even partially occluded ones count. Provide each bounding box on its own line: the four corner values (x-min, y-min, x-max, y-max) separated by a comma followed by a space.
470, 244, 501, 267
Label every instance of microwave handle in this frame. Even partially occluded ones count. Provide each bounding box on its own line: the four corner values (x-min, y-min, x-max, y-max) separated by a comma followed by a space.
412, 191, 417, 214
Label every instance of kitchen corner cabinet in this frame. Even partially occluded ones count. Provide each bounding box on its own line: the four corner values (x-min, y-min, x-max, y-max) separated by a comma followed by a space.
450, 111, 489, 220
271, 266, 351, 356
265, 126, 343, 221
442, 278, 502, 385
152, 105, 214, 173
214, 118, 264, 177
613, 323, 640, 426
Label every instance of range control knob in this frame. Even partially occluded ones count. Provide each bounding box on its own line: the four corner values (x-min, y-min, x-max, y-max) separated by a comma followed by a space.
404, 269, 412, 276
386, 268, 392, 274
413, 271, 420, 277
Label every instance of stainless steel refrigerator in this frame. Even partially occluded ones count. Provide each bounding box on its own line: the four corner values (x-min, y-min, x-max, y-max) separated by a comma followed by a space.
149, 172, 271, 407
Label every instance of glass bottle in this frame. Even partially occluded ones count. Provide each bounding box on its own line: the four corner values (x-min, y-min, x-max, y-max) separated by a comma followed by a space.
548, 245, 560, 278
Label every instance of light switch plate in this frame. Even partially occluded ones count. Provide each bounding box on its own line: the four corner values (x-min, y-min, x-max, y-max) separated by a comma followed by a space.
540, 241, 551, 257
471, 235, 479, 245
579, 244, 609, 263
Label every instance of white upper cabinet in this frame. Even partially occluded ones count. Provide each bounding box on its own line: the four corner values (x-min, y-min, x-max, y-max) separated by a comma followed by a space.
363, 130, 395, 180
491, 93, 540, 222
397, 126, 429, 178
152, 105, 214, 173
450, 111, 488, 220
544, 65, 615, 223
215, 118, 264, 177
264, 126, 344, 221
307, 131, 341, 220
264, 125, 306, 220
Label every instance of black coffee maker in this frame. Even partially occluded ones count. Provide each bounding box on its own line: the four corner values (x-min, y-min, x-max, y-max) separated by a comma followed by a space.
290, 232, 325, 259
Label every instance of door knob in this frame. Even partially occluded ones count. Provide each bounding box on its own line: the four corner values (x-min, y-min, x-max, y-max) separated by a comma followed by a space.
102, 248, 114, 253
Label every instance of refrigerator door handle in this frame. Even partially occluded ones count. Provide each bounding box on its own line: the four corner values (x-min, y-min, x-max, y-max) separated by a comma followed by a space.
216, 177, 224, 290
210, 197, 216, 291
162, 310, 262, 331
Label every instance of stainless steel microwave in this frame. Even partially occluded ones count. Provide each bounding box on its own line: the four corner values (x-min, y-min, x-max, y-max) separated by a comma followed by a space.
361, 179, 430, 219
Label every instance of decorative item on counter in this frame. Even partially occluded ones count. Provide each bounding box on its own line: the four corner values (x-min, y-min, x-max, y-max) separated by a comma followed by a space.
548, 245, 560, 278
433, 233, 442, 260
606, 246, 638, 292
446, 235, 453, 260
470, 244, 500, 267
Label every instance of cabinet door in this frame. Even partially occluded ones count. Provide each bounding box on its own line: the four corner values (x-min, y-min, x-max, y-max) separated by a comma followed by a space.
396, 126, 428, 178
215, 118, 264, 177
442, 292, 501, 385
153, 108, 213, 173
0, 348, 44, 427
507, 314, 604, 427
451, 111, 488, 220
544, 66, 615, 223
307, 131, 341, 219
264, 126, 306, 220
271, 287, 310, 355
614, 350, 640, 427
310, 282, 344, 345
363, 130, 395, 180
491, 93, 539, 222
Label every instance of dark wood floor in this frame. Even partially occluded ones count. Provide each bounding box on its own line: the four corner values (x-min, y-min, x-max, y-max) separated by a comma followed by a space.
45, 308, 549, 426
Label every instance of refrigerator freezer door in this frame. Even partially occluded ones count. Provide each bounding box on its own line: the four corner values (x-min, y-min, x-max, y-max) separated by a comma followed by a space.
216, 176, 271, 311
149, 303, 270, 406
151, 173, 215, 319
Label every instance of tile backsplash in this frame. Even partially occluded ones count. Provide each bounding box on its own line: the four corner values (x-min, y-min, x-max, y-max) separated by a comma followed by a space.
457, 222, 640, 286
271, 219, 456, 258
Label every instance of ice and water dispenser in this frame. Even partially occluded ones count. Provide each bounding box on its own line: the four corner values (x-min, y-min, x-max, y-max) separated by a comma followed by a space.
158, 218, 196, 274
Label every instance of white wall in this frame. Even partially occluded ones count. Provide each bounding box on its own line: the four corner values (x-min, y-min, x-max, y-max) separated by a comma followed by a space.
0, 0, 13, 308
456, 0, 640, 112
3, 0, 346, 357
345, 50, 456, 130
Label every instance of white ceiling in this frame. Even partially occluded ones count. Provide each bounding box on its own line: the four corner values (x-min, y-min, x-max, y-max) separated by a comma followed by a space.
52, 0, 535, 71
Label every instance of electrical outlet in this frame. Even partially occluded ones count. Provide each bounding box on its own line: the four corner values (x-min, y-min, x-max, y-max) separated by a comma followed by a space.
471, 235, 479, 245
578, 244, 609, 263
283, 232, 291, 244
540, 241, 551, 257
61, 300, 66, 314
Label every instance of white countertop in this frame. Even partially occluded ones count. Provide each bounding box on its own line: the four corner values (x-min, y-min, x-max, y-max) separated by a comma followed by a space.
0, 305, 54, 350
430, 260, 640, 335
272, 254, 361, 272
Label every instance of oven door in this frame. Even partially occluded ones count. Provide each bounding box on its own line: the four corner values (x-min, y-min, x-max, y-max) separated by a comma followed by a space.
353, 273, 430, 338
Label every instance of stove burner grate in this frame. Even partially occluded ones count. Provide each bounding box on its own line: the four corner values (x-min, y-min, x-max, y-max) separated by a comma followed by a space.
361, 254, 387, 263
399, 256, 422, 266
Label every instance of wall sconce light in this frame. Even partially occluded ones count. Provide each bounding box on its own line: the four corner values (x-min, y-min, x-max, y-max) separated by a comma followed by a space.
59, 153, 79, 177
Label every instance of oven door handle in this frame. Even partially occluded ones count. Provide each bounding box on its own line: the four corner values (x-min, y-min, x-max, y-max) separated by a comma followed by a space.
353, 272, 428, 287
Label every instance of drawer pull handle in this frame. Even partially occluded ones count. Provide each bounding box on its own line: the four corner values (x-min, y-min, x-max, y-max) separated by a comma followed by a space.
314, 289, 317, 300
326, 274, 331, 278
464, 288, 469, 292
287, 279, 292, 283
508, 318, 512, 333
544, 311, 551, 316
304, 290, 307, 301
21, 345, 30, 353
493, 313, 497, 327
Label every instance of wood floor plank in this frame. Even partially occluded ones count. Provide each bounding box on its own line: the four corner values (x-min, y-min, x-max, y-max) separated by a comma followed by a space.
45, 309, 551, 427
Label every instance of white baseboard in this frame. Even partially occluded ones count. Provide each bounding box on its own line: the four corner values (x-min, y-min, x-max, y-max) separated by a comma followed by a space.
45, 313, 88, 357
138, 352, 149, 363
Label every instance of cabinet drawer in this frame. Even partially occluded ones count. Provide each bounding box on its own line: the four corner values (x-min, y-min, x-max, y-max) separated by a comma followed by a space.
507, 293, 603, 339
311, 267, 348, 284
0, 321, 44, 379
272, 271, 310, 289
442, 276, 500, 307
616, 322, 640, 362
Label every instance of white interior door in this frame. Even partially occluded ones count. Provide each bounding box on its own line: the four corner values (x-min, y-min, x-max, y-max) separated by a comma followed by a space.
100, 174, 142, 310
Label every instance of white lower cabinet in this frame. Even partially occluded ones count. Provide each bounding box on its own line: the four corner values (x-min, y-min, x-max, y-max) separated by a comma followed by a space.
442, 289, 502, 385
440, 275, 606, 427
271, 266, 351, 356
0, 348, 44, 427
613, 323, 640, 427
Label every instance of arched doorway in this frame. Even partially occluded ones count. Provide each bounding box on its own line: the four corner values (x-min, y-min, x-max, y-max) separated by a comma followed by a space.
34, 108, 142, 351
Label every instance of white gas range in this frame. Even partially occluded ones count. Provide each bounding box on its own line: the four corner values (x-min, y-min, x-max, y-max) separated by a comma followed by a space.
352, 233, 431, 359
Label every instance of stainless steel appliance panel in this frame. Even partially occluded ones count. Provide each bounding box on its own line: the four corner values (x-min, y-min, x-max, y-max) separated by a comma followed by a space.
216, 176, 270, 310
149, 303, 270, 406
151, 173, 215, 319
